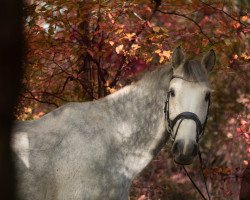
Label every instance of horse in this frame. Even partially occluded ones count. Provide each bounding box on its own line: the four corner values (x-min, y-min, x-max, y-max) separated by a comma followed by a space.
11, 47, 216, 200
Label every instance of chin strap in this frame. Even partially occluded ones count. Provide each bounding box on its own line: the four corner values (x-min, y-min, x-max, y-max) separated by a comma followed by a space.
182, 150, 211, 200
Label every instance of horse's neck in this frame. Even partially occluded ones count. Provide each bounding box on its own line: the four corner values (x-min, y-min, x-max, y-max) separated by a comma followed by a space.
106, 67, 171, 179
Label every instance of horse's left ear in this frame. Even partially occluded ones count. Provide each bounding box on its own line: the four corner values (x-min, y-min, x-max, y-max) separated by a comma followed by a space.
172, 46, 185, 68
202, 49, 216, 72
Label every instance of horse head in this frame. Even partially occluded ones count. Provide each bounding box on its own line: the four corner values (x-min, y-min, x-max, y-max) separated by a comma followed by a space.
166, 47, 216, 165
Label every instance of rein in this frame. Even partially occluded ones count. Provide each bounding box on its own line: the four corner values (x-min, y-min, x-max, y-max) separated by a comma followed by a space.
164, 75, 211, 200
183, 151, 211, 200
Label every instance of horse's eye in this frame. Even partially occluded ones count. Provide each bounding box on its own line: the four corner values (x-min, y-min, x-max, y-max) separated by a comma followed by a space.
169, 89, 175, 97
205, 92, 210, 102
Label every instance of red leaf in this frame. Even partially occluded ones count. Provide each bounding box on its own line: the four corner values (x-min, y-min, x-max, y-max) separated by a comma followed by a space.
236, 127, 242, 133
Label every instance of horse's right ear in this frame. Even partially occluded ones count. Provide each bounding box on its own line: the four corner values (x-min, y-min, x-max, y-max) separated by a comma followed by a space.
202, 49, 216, 72
172, 46, 185, 68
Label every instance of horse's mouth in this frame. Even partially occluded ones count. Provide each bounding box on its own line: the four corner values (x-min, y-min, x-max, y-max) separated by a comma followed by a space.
173, 156, 194, 165
171, 139, 198, 165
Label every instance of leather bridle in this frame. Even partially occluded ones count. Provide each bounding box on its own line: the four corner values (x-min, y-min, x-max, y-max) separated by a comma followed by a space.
164, 75, 210, 143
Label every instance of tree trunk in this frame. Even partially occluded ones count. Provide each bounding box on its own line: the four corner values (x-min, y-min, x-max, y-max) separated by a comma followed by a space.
240, 162, 250, 200
0, 0, 24, 199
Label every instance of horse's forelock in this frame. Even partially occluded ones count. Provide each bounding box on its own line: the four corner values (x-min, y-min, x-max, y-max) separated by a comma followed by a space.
182, 59, 208, 83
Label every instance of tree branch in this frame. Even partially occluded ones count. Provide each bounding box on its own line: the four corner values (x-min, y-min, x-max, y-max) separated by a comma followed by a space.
157, 9, 213, 44
55, 76, 73, 94
20, 95, 59, 107
21, 89, 59, 107
34, 92, 68, 102
199, 0, 248, 27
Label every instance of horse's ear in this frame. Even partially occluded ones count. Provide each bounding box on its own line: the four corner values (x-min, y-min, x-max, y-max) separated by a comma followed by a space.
172, 46, 185, 68
202, 49, 216, 72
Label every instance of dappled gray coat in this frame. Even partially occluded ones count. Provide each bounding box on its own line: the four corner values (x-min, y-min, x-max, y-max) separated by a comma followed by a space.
12, 66, 171, 200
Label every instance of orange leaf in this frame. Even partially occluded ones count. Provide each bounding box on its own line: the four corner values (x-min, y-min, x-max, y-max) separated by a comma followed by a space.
155, 49, 161, 54
241, 16, 248, 22
109, 41, 114, 46
153, 26, 160, 32
222, 167, 232, 175
124, 33, 135, 41
162, 50, 171, 59
115, 44, 124, 54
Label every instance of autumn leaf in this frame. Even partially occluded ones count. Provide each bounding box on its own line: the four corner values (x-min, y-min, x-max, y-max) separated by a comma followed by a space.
155, 49, 171, 63
226, 132, 233, 138
131, 44, 140, 50
162, 50, 171, 59
109, 41, 114, 46
124, 33, 136, 41
221, 167, 232, 175
241, 15, 248, 21
115, 44, 124, 54
108, 13, 114, 23
24, 107, 32, 113
231, 21, 241, 29
153, 26, 160, 32
159, 56, 164, 63
107, 87, 116, 94
146, 57, 153, 63
154, 49, 161, 54
115, 29, 123, 34
241, 53, 250, 60
147, 21, 152, 27
243, 160, 248, 165
236, 127, 242, 133
161, 27, 168, 33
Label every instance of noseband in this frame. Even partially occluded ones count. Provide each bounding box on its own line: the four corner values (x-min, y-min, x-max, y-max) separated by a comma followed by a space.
164, 75, 210, 142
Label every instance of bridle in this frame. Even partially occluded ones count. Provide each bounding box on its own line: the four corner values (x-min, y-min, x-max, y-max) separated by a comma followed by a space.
164, 75, 211, 200
164, 75, 210, 143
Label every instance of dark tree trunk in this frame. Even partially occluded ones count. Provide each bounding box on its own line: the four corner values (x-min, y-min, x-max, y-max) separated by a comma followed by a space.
240, 162, 250, 200
0, 0, 24, 199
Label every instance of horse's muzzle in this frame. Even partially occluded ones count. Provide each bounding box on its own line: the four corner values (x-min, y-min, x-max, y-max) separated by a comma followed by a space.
171, 139, 198, 165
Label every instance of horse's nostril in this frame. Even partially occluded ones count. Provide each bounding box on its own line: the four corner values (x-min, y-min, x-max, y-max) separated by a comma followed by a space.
172, 140, 198, 158
172, 142, 178, 155
191, 143, 198, 157
172, 140, 183, 156
172, 140, 198, 165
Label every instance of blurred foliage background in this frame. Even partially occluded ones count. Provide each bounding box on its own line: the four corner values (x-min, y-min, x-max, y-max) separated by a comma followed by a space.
19, 0, 249, 199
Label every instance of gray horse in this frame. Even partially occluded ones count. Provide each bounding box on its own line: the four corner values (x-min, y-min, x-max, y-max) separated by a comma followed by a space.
12, 47, 215, 200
